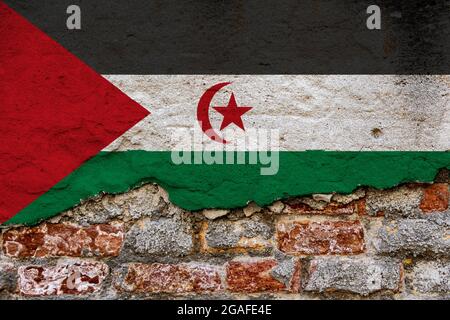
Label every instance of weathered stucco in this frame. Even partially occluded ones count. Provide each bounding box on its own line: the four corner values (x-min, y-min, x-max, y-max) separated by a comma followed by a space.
104, 75, 450, 152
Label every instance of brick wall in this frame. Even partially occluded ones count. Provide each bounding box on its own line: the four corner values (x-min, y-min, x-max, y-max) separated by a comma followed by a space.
0, 174, 449, 299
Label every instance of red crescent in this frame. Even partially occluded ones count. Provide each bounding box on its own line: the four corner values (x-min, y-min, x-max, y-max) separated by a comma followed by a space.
197, 82, 230, 144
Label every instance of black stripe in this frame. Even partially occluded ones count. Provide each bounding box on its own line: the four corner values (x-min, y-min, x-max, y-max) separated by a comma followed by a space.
5, 0, 450, 74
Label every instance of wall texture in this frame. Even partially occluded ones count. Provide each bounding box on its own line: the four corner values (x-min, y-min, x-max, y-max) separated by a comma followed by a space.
1, 1, 449, 301
0, 172, 448, 299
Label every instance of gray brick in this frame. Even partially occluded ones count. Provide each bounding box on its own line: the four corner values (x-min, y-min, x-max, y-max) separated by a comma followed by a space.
411, 261, 450, 294
305, 257, 402, 296
0, 261, 16, 294
366, 185, 423, 217
205, 218, 272, 249
373, 213, 450, 257
126, 217, 193, 256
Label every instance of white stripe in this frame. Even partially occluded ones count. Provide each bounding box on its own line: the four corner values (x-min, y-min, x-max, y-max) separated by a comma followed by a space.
103, 75, 450, 151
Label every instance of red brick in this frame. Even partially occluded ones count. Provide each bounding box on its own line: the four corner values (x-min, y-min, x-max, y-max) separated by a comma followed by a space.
226, 259, 286, 293
357, 198, 384, 217
285, 201, 356, 216
356, 199, 367, 216
2, 223, 123, 258
120, 263, 222, 293
18, 261, 108, 296
420, 183, 449, 213
277, 220, 365, 255
289, 259, 302, 293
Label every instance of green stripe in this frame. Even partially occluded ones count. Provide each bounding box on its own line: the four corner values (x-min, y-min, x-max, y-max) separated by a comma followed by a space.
6, 151, 450, 225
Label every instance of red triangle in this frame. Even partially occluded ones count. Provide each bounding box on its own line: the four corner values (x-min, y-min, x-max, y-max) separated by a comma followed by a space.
0, 3, 150, 223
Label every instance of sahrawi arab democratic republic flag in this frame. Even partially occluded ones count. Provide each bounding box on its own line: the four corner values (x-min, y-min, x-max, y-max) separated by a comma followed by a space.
1, 1, 449, 225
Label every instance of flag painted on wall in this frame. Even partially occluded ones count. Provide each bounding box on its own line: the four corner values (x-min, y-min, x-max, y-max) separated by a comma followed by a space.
0, 3, 149, 224
1, 1, 449, 225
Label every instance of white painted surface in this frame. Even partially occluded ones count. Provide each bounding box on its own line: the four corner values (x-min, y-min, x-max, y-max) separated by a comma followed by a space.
104, 75, 450, 151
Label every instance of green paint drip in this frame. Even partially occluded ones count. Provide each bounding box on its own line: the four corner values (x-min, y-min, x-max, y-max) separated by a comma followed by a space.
6, 151, 450, 225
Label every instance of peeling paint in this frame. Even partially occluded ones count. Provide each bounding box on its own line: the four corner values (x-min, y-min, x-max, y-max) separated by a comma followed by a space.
6, 151, 450, 226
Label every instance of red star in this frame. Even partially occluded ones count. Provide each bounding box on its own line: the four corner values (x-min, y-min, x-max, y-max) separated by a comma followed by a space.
213, 93, 252, 131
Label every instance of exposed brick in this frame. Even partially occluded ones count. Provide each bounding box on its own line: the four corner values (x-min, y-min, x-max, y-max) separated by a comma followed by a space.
271, 257, 302, 293
356, 198, 384, 217
285, 201, 356, 216
126, 218, 193, 257
373, 214, 450, 257
69, 184, 171, 224
411, 261, 450, 294
200, 219, 272, 253
5, 181, 450, 300
226, 259, 287, 293
18, 261, 108, 296
2, 223, 124, 258
120, 263, 222, 293
366, 185, 423, 217
356, 198, 368, 216
420, 183, 449, 213
277, 220, 365, 255
0, 261, 15, 293
305, 257, 402, 296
